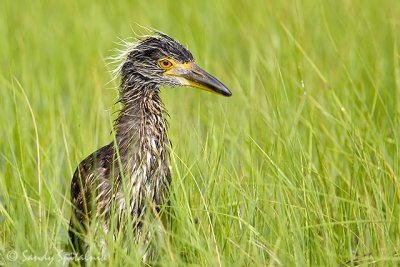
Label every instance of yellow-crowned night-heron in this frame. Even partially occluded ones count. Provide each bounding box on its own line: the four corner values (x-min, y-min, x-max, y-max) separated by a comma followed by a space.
68, 32, 231, 262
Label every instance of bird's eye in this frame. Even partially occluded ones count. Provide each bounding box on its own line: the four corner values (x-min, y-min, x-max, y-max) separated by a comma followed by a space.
158, 58, 174, 70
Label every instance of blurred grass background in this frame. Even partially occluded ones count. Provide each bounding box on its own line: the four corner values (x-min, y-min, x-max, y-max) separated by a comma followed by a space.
1, 0, 400, 266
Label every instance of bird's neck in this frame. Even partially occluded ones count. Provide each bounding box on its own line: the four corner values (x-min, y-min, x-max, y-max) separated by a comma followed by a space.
114, 83, 169, 169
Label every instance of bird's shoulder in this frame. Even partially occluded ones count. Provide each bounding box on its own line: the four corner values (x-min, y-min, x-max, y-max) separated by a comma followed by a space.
71, 143, 114, 190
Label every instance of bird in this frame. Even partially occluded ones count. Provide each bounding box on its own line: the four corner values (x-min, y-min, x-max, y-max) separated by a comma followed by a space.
68, 32, 232, 263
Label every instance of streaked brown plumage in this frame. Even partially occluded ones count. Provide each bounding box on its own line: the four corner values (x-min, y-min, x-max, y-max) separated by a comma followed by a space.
68, 33, 231, 262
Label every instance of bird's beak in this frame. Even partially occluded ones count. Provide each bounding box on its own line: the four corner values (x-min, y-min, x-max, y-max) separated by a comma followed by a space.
165, 63, 232, 96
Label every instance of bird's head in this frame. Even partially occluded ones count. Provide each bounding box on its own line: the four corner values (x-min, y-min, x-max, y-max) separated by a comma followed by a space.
120, 33, 232, 97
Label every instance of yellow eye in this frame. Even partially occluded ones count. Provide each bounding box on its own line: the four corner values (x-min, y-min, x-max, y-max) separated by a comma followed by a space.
158, 58, 174, 70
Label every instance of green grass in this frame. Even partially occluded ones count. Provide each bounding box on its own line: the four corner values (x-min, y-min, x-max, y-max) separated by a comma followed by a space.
1, 0, 400, 266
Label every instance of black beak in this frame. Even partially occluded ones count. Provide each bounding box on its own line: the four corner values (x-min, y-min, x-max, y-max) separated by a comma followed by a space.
165, 63, 232, 97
